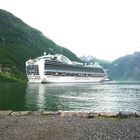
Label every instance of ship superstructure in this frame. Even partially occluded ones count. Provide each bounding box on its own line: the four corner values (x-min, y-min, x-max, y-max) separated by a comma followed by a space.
26, 53, 108, 83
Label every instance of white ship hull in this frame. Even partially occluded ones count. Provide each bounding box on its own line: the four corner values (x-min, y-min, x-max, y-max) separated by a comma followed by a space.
27, 75, 106, 83
26, 53, 108, 84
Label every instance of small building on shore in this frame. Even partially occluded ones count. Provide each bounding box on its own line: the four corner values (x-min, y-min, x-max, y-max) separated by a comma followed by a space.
0, 64, 11, 72
0, 64, 3, 72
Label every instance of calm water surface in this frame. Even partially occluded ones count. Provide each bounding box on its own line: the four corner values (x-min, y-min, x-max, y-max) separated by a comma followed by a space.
0, 82, 140, 112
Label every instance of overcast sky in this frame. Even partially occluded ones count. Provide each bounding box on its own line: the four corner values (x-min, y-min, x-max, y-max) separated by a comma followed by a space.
1, 0, 140, 61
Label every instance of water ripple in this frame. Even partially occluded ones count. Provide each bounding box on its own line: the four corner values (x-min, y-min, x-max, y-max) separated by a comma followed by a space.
24, 82, 140, 112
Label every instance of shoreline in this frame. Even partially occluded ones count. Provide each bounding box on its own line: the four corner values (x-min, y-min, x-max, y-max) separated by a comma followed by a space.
0, 111, 140, 140
0, 110, 140, 118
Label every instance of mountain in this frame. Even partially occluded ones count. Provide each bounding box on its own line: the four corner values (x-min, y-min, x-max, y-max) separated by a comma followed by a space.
80, 55, 112, 79
110, 52, 140, 80
0, 9, 81, 82
80, 52, 140, 81
80, 55, 111, 67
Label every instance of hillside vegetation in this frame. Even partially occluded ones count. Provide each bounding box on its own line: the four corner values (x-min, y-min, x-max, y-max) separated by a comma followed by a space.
110, 52, 140, 80
0, 9, 81, 82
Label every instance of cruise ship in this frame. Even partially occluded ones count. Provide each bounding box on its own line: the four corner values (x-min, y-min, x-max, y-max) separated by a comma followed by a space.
25, 53, 108, 83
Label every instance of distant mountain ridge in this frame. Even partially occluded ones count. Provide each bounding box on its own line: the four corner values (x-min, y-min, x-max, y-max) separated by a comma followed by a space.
80, 52, 140, 81
0, 9, 81, 82
111, 52, 140, 80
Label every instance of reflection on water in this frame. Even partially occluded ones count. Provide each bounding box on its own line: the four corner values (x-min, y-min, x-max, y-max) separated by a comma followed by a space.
0, 83, 27, 111
25, 82, 140, 112
0, 82, 140, 112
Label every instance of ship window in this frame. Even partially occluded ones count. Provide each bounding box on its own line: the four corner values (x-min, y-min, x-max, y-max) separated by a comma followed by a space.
26, 65, 39, 75
61, 56, 69, 62
44, 63, 104, 76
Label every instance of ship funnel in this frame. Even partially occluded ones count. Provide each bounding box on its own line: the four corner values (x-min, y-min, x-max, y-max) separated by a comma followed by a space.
44, 52, 46, 56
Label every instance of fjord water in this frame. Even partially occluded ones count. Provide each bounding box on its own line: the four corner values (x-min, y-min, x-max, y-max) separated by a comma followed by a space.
0, 82, 140, 112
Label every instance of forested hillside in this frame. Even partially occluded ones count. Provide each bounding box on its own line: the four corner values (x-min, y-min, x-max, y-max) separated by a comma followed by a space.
110, 52, 140, 80
0, 9, 81, 82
